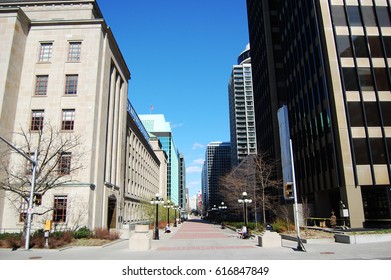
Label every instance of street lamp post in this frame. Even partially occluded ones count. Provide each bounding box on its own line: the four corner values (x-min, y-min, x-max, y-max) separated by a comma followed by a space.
164, 200, 172, 225
177, 206, 182, 224
173, 205, 181, 227
219, 202, 227, 229
150, 193, 164, 240
211, 204, 218, 223
238, 192, 252, 228
0, 136, 37, 250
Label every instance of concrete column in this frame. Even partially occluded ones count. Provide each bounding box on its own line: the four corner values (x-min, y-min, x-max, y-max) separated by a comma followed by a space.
111, 74, 121, 184
105, 67, 117, 182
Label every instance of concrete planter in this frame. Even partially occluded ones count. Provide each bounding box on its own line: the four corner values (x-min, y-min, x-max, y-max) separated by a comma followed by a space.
128, 224, 151, 251
258, 230, 282, 247
335, 233, 391, 244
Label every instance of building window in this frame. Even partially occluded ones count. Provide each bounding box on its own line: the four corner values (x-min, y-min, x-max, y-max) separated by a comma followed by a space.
67, 42, 81, 62
19, 198, 28, 223
31, 110, 44, 131
376, 6, 391, 27
65, 75, 78, 95
368, 37, 384, 58
53, 195, 67, 223
336, 36, 353, 57
348, 102, 364, 127
374, 68, 390, 91
362, 186, 389, 219
370, 138, 387, 164
358, 68, 374, 91
347, 6, 362, 26
353, 138, 370, 165
387, 138, 391, 161
62, 109, 75, 130
362, 6, 377, 27
364, 102, 381, 127
381, 102, 391, 126
35, 75, 48, 96
353, 36, 369, 57
58, 152, 71, 175
38, 43, 52, 62
331, 5, 347, 26
342, 68, 359, 91
383, 37, 391, 58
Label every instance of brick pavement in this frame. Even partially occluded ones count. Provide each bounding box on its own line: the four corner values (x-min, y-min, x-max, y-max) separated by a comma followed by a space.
157, 219, 254, 251
1, 217, 391, 260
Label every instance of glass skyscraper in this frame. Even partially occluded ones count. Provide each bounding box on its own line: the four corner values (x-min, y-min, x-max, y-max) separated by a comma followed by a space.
202, 142, 231, 212
247, 0, 391, 227
139, 114, 180, 205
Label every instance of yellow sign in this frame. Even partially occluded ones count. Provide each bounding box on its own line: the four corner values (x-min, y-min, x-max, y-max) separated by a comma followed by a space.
44, 220, 52, 231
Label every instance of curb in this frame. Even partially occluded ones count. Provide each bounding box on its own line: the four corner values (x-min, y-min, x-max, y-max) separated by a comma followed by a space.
334, 233, 391, 244
280, 234, 335, 244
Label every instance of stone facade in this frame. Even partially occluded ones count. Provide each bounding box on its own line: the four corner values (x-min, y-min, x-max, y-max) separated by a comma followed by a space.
0, 0, 162, 232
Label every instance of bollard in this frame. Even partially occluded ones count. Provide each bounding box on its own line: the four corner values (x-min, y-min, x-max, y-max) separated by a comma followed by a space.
128, 224, 151, 251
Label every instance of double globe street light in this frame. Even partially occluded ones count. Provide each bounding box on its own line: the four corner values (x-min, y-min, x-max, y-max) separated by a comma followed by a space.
238, 192, 252, 229
219, 202, 227, 229
164, 200, 173, 226
150, 193, 164, 240
173, 205, 181, 227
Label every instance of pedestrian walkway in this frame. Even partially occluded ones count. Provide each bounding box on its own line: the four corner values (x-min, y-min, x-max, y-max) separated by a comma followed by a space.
155, 219, 255, 253
1, 217, 391, 260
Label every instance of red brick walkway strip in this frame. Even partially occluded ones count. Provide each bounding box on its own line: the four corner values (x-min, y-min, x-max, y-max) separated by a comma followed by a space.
172, 233, 228, 239
157, 246, 255, 251
179, 228, 217, 232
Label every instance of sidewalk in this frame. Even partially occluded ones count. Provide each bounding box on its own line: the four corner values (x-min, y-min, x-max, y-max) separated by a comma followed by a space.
1, 217, 391, 260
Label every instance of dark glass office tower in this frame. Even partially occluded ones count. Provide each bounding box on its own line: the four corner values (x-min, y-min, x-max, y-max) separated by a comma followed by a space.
246, 0, 285, 164
247, 0, 391, 228
203, 142, 231, 212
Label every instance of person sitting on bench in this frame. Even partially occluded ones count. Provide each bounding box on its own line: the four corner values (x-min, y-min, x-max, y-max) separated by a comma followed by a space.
165, 224, 171, 233
238, 225, 247, 239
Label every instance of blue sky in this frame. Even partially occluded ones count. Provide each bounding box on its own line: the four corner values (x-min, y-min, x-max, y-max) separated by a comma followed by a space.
97, 0, 249, 197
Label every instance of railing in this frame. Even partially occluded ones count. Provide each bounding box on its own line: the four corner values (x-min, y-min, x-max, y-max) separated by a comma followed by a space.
127, 100, 150, 143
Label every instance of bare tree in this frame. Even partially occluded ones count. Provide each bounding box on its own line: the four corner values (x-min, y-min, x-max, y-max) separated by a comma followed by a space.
0, 124, 85, 231
219, 162, 251, 222
220, 153, 281, 227
252, 153, 281, 225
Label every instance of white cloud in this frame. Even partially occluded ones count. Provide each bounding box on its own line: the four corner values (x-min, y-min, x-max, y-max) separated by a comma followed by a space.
186, 166, 202, 173
169, 122, 184, 129
192, 142, 204, 150
193, 158, 204, 165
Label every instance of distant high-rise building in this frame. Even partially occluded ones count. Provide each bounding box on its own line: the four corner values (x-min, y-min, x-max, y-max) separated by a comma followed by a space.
139, 114, 180, 205
179, 153, 187, 210
202, 142, 231, 211
201, 160, 207, 213
228, 44, 257, 167
247, 0, 391, 227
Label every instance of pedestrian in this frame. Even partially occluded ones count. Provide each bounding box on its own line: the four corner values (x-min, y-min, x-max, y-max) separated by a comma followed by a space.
165, 224, 171, 233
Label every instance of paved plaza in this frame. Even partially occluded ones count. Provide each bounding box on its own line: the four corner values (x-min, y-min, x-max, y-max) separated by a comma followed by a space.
1, 217, 391, 260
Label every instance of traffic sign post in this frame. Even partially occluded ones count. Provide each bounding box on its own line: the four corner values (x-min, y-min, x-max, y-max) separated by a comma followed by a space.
289, 139, 306, 252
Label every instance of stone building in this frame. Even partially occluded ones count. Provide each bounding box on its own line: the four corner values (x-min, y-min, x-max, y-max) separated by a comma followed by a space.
0, 0, 162, 232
